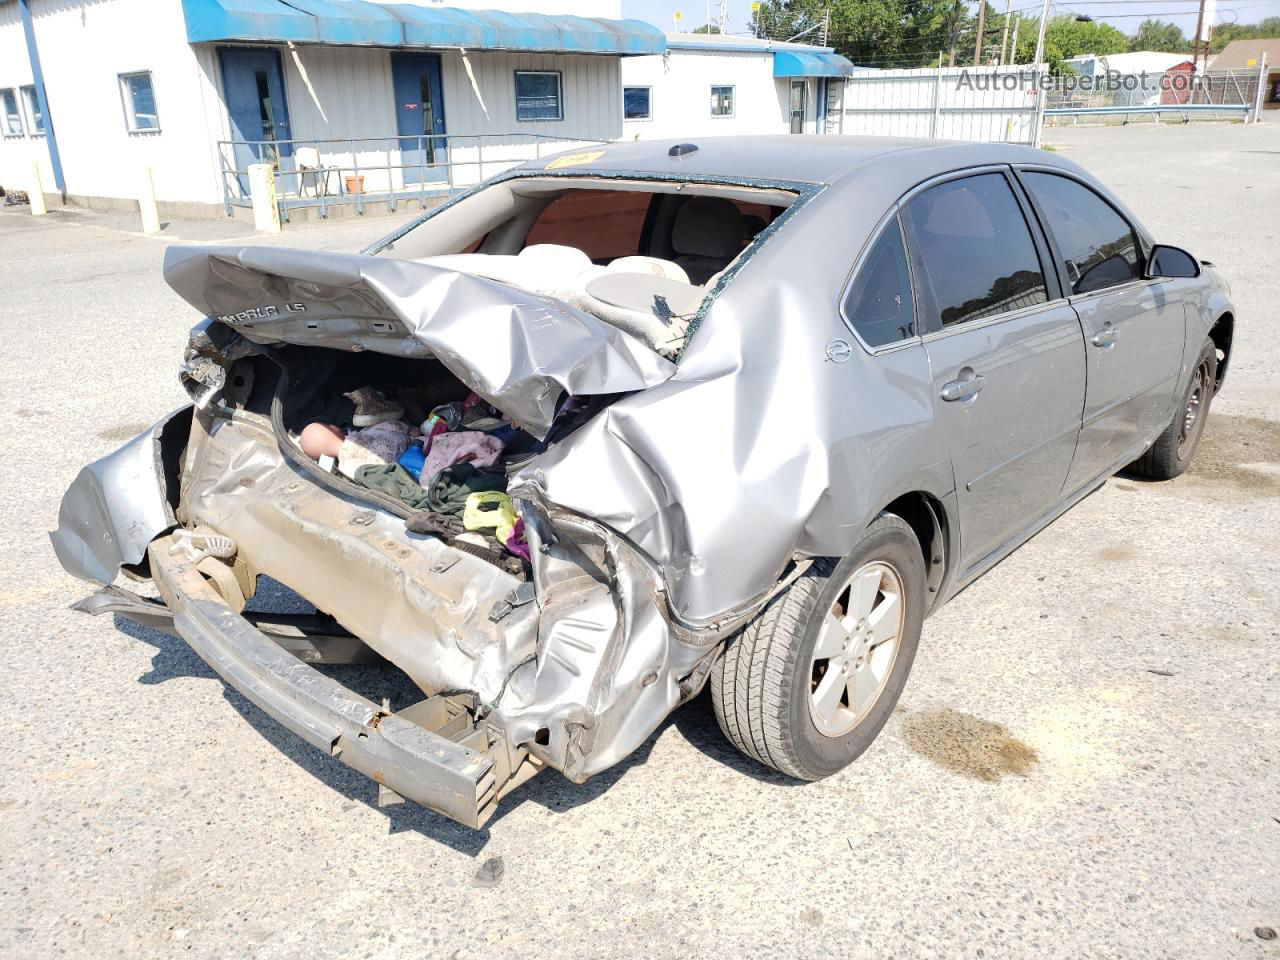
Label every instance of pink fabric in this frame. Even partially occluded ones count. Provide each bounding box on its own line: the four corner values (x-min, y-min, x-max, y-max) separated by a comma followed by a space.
420, 431, 503, 486
337, 421, 411, 479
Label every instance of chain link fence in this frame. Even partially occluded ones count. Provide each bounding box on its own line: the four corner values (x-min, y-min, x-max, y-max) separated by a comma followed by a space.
1043, 68, 1264, 126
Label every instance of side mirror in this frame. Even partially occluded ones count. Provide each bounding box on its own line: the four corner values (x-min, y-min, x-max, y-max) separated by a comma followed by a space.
1145, 244, 1200, 280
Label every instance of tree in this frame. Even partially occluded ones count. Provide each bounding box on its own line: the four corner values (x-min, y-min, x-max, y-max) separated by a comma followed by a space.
1006, 13, 1127, 71
691, 24, 722, 35
1210, 16, 1280, 53
1131, 19, 1187, 53
751, 0, 955, 69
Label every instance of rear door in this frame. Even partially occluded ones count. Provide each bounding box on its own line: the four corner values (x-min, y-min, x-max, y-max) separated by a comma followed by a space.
1016, 169, 1184, 493
905, 170, 1086, 576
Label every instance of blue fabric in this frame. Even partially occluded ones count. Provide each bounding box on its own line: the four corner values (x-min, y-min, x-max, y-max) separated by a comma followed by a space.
773, 50, 856, 78
397, 444, 426, 482
181, 0, 666, 55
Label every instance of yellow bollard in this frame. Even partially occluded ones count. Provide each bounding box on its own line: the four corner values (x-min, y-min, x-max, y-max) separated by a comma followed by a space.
29, 162, 47, 216
248, 162, 280, 234
139, 164, 161, 234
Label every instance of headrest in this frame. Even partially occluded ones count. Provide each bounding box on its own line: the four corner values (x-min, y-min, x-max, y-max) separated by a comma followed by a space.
671, 197, 745, 259
918, 185, 995, 240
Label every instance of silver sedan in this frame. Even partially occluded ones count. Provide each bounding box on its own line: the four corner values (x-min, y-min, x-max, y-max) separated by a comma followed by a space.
51, 136, 1234, 827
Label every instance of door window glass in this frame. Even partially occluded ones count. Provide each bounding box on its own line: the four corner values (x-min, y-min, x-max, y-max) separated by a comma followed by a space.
789, 80, 806, 133
902, 173, 1048, 328
844, 219, 916, 347
1023, 172, 1141, 295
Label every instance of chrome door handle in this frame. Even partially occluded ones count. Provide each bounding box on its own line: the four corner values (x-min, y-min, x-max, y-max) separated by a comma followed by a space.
940, 369, 985, 402
1091, 322, 1117, 348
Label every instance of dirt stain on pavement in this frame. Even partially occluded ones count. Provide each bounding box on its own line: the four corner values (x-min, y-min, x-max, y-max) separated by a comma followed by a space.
1182, 414, 1280, 497
901, 708, 1038, 782
98, 421, 152, 443
1096, 544, 1136, 563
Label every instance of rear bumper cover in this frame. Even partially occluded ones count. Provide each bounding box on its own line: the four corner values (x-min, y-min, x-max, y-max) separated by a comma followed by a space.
147, 535, 503, 828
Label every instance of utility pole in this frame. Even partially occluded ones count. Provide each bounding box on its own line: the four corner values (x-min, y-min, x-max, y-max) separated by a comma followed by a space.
1031, 0, 1050, 67
999, 0, 1012, 65
974, 1, 987, 65
1010, 16, 1020, 64
1192, 0, 1206, 71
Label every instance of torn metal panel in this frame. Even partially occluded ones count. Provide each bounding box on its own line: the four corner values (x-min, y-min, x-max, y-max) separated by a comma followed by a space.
180, 407, 539, 706
162, 245, 674, 439
49, 407, 192, 584
492, 495, 723, 781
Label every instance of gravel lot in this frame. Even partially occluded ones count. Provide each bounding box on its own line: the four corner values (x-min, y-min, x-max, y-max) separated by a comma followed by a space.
2, 121, 1277, 960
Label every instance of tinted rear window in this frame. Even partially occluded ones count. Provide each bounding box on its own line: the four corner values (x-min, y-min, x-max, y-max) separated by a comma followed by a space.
902, 173, 1048, 328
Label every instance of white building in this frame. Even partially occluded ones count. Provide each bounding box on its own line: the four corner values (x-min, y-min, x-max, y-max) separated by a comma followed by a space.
1063, 50, 1194, 78
620, 32, 859, 141
1060, 51, 1194, 108
0, 0, 663, 218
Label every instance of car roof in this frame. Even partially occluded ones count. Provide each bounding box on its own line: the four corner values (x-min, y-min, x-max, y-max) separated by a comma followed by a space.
523, 136, 1074, 187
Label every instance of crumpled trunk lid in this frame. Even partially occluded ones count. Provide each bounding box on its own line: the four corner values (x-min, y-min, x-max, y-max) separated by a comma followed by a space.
162, 245, 675, 440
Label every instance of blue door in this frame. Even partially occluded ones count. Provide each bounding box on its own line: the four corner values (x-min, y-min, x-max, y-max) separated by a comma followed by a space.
219, 47, 293, 195
391, 53, 447, 185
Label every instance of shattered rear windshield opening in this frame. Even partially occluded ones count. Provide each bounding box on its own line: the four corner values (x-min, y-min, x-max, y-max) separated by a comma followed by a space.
364, 175, 800, 360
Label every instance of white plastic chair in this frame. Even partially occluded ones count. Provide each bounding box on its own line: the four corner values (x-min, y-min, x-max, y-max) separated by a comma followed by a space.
295, 146, 337, 197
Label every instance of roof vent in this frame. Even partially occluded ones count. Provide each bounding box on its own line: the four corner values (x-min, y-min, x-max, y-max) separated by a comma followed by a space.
668, 143, 698, 158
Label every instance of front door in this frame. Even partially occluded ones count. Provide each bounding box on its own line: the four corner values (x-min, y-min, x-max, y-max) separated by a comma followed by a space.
391, 52, 447, 185
904, 171, 1086, 575
1017, 170, 1185, 493
218, 47, 292, 195
789, 79, 807, 133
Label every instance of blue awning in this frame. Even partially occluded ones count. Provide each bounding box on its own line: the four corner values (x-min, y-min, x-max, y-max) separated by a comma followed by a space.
181, 0, 667, 55
773, 50, 856, 78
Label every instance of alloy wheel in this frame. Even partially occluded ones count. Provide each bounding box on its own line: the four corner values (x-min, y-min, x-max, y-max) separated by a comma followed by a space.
808, 561, 906, 738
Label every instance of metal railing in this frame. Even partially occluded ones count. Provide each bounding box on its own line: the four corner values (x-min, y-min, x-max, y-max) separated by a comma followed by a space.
1043, 68, 1264, 125
216, 133, 605, 222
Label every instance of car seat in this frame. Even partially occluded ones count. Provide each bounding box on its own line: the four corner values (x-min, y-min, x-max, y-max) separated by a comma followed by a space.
670, 197, 746, 284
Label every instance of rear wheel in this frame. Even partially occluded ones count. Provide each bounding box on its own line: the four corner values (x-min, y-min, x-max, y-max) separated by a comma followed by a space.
1128, 338, 1217, 480
711, 513, 925, 780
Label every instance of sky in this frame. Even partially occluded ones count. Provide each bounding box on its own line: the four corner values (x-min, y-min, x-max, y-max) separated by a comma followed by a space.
620, 0, 1280, 42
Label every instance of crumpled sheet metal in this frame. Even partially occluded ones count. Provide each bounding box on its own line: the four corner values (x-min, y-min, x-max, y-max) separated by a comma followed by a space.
181, 409, 539, 704
492, 500, 719, 781
50, 407, 191, 584
162, 245, 674, 440
511, 181, 954, 625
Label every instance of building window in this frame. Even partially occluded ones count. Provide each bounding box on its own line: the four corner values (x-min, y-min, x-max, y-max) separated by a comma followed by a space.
20, 85, 43, 135
1, 88, 22, 137
710, 85, 734, 117
623, 86, 651, 120
514, 71, 563, 122
119, 71, 160, 132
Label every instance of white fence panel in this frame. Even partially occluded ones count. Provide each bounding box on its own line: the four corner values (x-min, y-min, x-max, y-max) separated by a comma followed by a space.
841, 66, 1045, 146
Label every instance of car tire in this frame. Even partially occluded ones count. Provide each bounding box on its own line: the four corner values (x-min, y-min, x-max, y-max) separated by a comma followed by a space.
1128, 337, 1218, 481
711, 513, 925, 780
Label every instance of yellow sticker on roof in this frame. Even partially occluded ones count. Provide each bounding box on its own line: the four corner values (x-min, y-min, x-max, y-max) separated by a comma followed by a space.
545, 150, 606, 170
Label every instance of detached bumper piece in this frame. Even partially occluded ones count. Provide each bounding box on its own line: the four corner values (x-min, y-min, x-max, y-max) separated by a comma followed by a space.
146, 534, 534, 828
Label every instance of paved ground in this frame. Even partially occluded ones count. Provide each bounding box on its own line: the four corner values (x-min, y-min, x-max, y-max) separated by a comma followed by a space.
1, 122, 1277, 960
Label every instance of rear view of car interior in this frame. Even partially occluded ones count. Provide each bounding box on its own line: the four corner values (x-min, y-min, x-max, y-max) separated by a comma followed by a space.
377, 178, 796, 359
